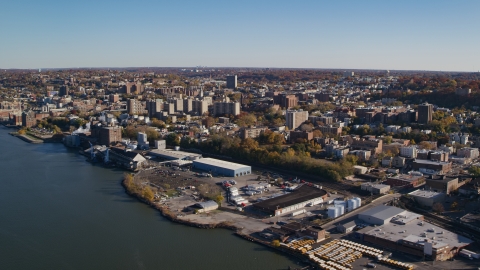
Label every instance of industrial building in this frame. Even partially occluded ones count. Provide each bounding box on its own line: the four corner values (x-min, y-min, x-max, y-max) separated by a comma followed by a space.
412, 159, 452, 175
193, 200, 218, 213
358, 206, 472, 261
192, 158, 251, 177
408, 190, 445, 208
253, 185, 328, 216
360, 183, 390, 194
149, 149, 202, 161
425, 175, 459, 194
358, 205, 406, 225
386, 173, 425, 188
336, 220, 358, 234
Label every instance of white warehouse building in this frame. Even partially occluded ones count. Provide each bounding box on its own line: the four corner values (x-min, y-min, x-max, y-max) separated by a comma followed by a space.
192, 158, 251, 177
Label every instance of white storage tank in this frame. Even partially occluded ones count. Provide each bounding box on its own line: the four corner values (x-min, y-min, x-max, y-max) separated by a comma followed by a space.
336, 204, 345, 215
354, 197, 362, 207
328, 207, 339, 218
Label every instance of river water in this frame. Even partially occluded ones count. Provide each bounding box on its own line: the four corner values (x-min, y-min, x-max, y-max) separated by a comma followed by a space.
0, 126, 299, 270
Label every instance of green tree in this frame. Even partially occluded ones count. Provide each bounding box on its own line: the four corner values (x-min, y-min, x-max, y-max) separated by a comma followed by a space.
166, 133, 180, 146
468, 166, 480, 177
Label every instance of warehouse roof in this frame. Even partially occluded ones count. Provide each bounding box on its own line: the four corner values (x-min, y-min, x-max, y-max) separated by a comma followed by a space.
363, 218, 472, 249
195, 200, 218, 209
408, 190, 443, 199
149, 149, 202, 160
387, 174, 423, 182
193, 158, 250, 170
359, 205, 405, 222
413, 159, 450, 165
253, 185, 327, 213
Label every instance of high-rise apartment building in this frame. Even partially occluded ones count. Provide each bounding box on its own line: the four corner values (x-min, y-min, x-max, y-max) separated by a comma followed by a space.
146, 99, 163, 118
418, 103, 433, 124
127, 99, 145, 115
192, 100, 209, 116
226, 75, 237, 89
213, 101, 240, 116
285, 109, 309, 130
59, 85, 68, 97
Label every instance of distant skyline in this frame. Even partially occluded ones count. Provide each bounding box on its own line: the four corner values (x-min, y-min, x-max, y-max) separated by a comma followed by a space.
1, 0, 479, 71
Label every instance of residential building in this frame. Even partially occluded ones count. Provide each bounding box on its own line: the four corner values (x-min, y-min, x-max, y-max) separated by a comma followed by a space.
146, 99, 163, 118
109, 94, 119, 103
289, 130, 313, 142
285, 109, 308, 130
400, 146, 417, 158
240, 126, 267, 139
318, 125, 342, 136
455, 88, 471, 96
213, 101, 240, 116
127, 99, 146, 115
226, 75, 237, 89
418, 103, 433, 124
274, 94, 298, 109
351, 137, 383, 155
192, 100, 209, 116
314, 92, 330, 102
457, 148, 479, 159
59, 85, 68, 97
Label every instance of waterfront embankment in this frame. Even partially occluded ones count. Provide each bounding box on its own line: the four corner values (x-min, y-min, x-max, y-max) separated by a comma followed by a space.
9, 132, 43, 143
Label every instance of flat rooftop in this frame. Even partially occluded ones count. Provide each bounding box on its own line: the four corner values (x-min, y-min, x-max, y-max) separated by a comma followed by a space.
192, 158, 250, 170
390, 212, 423, 225
359, 205, 405, 222
149, 149, 202, 160
413, 159, 450, 165
253, 185, 327, 213
408, 189, 443, 198
387, 174, 423, 182
363, 219, 472, 249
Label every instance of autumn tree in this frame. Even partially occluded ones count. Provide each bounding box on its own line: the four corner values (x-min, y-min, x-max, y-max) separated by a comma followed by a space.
215, 194, 224, 207
143, 186, 155, 202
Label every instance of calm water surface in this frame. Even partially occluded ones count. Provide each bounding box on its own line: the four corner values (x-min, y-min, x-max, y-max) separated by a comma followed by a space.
0, 127, 299, 270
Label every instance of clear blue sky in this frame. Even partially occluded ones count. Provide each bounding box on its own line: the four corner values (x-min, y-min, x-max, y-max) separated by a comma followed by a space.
1, 0, 479, 71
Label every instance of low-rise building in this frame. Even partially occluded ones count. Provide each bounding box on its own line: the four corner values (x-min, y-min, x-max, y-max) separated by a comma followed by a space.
425, 175, 458, 194
386, 174, 425, 188
360, 206, 471, 261
253, 185, 327, 216
411, 159, 452, 175
192, 158, 251, 177
240, 126, 267, 139
408, 190, 445, 208
360, 183, 390, 194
